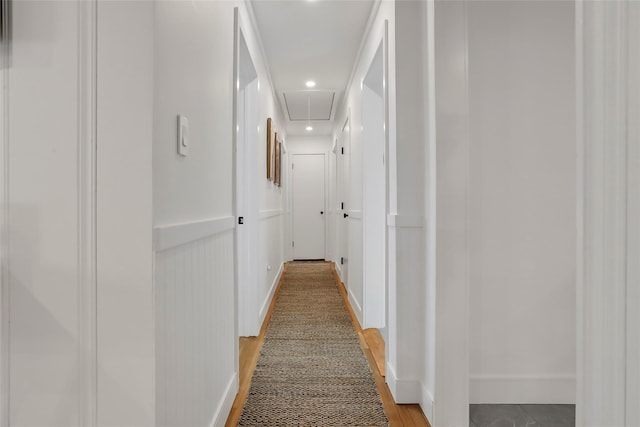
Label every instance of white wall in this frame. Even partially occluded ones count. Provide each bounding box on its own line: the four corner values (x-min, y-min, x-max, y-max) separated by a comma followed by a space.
428, 1, 576, 423
431, 1, 470, 423
578, 2, 640, 424
98, 2, 155, 425
4, 3, 87, 424
152, 3, 238, 425
332, 0, 430, 414
390, 1, 429, 411
467, 0, 576, 404
286, 136, 333, 154
1, 1, 156, 426
152, 1, 286, 425
239, 2, 288, 337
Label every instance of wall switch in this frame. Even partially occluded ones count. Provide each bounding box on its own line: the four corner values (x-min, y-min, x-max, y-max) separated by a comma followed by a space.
178, 115, 189, 156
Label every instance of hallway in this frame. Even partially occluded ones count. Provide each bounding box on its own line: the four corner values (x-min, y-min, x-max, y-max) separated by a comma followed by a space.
0, 1, 638, 427
226, 261, 428, 426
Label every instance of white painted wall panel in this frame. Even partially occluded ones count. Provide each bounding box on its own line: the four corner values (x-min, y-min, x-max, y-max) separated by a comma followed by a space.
7, 2, 83, 425
433, 1, 471, 423
578, 1, 640, 424
467, 0, 576, 404
332, 0, 430, 415
155, 230, 236, 427
152, 3, 241, 424
153, 1, 235, 226
362, 83, 385, 329
348, 216, 364, 324
97, 2, 155, 425
394, 0, 429, 413
258, 213, 284, 323
236, 3, 288, 338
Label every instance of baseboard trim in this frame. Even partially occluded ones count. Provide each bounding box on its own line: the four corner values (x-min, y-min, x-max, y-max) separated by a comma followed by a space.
347, 287, 363, 326
334, 262, 344, 281
469, 374, 576, 404
385, 363, 421, 404
258, 262, 284, 325
420, 383, 435, 424
210, 372, 238, 427
154, 216, 235, 251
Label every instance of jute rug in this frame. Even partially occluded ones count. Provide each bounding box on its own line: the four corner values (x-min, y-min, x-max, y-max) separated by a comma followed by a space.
238, 261, 389, 426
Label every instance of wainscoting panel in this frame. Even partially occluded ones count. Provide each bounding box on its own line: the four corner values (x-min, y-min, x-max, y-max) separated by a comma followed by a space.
258, 211, 285, 327
155, 228, 236, 427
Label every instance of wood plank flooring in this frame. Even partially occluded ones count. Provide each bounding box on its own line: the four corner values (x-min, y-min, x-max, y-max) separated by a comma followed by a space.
225, 261, 431, 427
362, 328, 386, 377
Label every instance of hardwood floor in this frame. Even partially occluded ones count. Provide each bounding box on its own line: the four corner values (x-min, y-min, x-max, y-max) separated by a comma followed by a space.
225, 261, 431, 427
362, 328, 386, 377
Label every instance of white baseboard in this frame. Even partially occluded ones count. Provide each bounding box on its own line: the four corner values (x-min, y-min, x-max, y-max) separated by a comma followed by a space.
347, 287, 363, 327
385, 363, 421, 404
258, 262, 284, 325
469, 374, 576, 404
420, 383, 434, 424
210, 373, 238, 427
335, 262, 344, 281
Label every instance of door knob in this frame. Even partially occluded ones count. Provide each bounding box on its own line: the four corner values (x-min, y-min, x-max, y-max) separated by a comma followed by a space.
343, 213, 349, 218
320, 211, 324, 215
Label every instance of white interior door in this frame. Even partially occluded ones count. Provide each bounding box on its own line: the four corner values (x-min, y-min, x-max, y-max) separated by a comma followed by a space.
292, 154, 325, 260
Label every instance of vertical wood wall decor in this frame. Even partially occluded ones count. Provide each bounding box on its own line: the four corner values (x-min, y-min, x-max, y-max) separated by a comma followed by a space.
266, 118, 272, 180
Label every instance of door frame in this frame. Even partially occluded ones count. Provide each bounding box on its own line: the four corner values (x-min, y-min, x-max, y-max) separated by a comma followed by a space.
232, 8, 261, 341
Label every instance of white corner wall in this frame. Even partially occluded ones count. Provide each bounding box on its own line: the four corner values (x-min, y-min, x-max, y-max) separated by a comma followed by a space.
467, 0, 576, 404
98, 2, 155, 426
432, 1, 470, 423
152, 2, 238, 426
578, 2, 640, 424
429, 0, 576, 423
332, 0, 430, 414
3, 2, 98, 425
2, 1, 156, 426
152, 1, 286, 425
238, 2, 288, 337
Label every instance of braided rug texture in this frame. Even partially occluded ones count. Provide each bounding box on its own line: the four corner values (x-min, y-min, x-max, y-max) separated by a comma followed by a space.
238, 261, 389, 426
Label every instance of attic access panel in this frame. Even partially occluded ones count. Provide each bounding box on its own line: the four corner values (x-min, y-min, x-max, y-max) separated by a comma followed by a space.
283, 90, 335, 121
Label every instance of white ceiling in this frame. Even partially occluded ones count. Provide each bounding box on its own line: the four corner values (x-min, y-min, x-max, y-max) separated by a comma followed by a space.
250, 0, 375, 137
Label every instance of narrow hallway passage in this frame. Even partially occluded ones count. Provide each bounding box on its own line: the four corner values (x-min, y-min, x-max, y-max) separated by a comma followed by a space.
226, 262, 429, 426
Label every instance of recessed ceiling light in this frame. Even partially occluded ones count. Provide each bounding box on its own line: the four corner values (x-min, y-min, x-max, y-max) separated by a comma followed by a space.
306, 126, 313, 131
305, 80, 316, 88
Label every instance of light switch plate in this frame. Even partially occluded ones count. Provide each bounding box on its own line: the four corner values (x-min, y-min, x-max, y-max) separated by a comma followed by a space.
178, 114, 189, 156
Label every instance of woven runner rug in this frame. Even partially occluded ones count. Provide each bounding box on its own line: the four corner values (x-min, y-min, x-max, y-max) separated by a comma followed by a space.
238, 261, 389, 426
